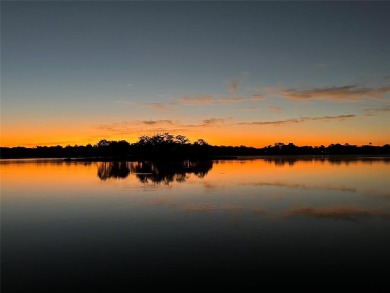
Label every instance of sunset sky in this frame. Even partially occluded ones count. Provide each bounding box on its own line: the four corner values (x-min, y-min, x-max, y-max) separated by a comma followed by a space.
1, 1, 389, 148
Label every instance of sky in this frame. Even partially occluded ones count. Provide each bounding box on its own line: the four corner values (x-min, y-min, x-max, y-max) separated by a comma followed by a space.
1, 0, 389, 148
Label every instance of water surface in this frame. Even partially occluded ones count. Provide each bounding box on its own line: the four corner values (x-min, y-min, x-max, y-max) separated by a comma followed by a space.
2, 157, 390, 291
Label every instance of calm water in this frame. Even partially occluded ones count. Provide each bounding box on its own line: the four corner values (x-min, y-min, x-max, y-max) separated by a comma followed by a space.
1, 157, 390, 291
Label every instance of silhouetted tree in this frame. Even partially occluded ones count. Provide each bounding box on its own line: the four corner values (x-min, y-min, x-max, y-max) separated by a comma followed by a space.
1, 133, 389, 159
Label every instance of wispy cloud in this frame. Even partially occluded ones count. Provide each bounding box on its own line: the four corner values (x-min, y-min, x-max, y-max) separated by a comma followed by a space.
175, 79, 264, 106
238, 114, 355, 126
229, 79, 239, 96
177, 94, 264, 106
95, 124, 182, 139
177, 95, 214, 105
276, 85, 390, 101
201, 118, 226, 126
96, 123, 124, 133
96, 117, 230, 134
250, 95, 264, 101
141, 102, 177, 112
218, 97, 247, 104
183, 117, 230, 128
268, 106, 283, 113
138, 120, 175, 126
363, 106, 390, 116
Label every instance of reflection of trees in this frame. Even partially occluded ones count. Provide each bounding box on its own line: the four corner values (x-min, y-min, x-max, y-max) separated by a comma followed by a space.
263, 156, 390, 166
97, 160, 213, 183
263, 157, 313, 166
131, 160, 213, 184
97, 162, 131, 180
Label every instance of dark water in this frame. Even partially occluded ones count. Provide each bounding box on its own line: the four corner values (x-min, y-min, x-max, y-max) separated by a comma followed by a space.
1, 157, 390, 291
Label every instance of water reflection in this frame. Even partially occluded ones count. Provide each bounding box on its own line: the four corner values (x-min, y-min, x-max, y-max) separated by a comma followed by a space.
0, 157, 390, 292
97, 160, 213, 183
2, 157, 390, 291
96, 156, 389, 182
97, 161, 131, 180
261, 155, 390, 166
285, 206, 390, 221
240, 181, 357, 192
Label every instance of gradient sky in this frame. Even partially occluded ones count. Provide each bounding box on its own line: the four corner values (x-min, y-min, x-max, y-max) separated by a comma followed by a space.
1, 1, 389, 147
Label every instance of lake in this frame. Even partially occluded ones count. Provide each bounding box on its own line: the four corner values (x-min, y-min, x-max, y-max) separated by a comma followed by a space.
1, 157, 390, 291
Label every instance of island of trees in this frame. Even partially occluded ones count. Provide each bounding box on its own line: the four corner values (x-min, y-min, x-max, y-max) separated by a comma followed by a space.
1, 132, 389, 159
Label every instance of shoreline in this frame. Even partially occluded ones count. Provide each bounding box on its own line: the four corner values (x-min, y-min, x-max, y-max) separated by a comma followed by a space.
1, 154, 390, 162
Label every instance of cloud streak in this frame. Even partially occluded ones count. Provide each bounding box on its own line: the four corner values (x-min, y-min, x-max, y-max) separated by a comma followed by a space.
363, 106, 390, 116
96, 117, 230, 134
141, 102, 178, 112
277, 85, 390, 101
177, 95, 264, 105
137, 119, 175, 126
238, 114, 355, 126
178, 95, 214, 105
218, 95, 265, 104
182, 117, 230, 129
229, 80, 239, 96
268, 106, 283, 113
201, 118, 226, 126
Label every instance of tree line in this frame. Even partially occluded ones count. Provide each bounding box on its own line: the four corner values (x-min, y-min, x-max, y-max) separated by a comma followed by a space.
1, 132, 389, 159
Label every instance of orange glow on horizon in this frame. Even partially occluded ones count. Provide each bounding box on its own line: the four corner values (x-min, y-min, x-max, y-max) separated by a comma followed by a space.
1, 130, 388, 148
1, 117, 388, 148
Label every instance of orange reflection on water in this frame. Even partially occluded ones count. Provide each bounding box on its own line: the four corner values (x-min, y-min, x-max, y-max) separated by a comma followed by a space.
1, 160, 105, 201
205, 158, 390, 193
1, 158, 389, 217
1, 159, 94, 183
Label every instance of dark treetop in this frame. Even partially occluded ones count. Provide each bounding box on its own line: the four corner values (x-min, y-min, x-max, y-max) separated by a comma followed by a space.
1, 133, 389, 159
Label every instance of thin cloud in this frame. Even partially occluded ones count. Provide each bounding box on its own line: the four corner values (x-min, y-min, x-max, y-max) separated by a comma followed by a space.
238, 114, 355, 126
115, 99, 134, 105
249, 95, 265, 101
175, 79, 265, 106
96, 120, 175, 134
229, 79, 239, 96
138, 120, 175, 126
141, 102, 177, 112
268, 106, 283, 113
218, 95, 265, 104
96, 117, 230, 134
202, 118, 226, 126
184, 117, 230, 128
277, 85, 390, 101
96, 124, 121, 132
177, 95, 215, 105
363, 106, 390, 116
218, 97, 247, 104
